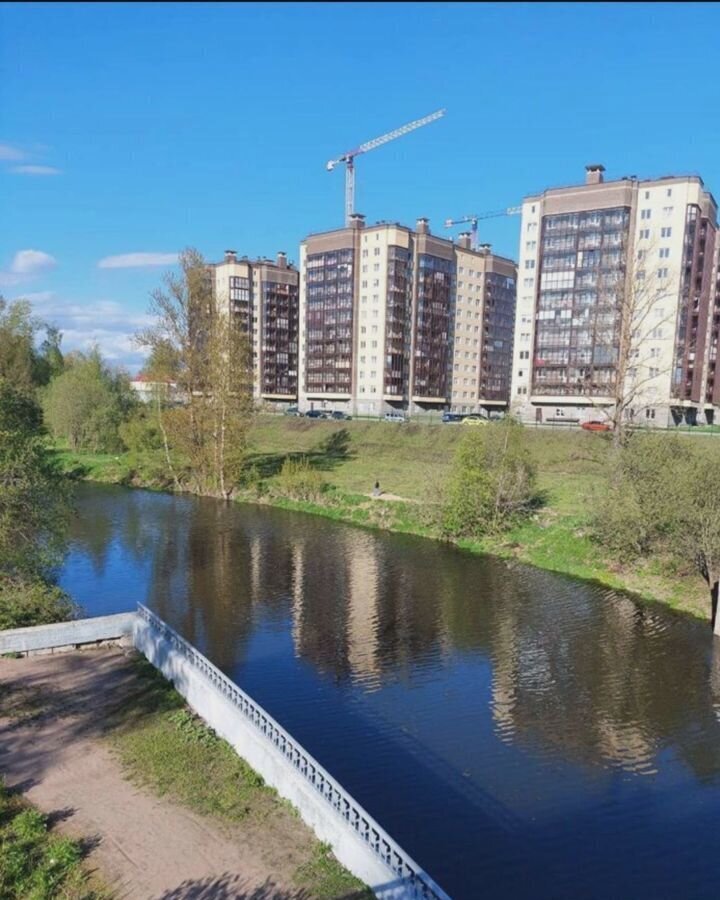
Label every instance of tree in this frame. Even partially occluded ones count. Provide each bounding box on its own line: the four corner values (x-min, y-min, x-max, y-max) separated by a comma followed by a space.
585, 240, 684, 448
136, 248, 254, 499
0, 378, 74, 627
441, 420, 538, 538
593, 433, 720, 632
0, 297, 64, 393
42, 347, 136, 452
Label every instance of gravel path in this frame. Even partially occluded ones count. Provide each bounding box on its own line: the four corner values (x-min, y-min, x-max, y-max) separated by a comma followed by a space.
0, 648, 316, 899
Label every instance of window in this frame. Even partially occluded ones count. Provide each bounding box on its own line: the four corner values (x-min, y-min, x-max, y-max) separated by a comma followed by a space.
373, 247, 381, 256
555, 408, 565, 417
362, 249, 368, 258
517, 385, 528, 395
655, 307, 665, 318
650, 347, 660, 358
361, 280, 367, 288
662, 206, 673, 217
639, 228, 650, 240
661, 227, 672, 238
521, 332, 531, 342
657, 268, 668, 279
651, 327, 663, 339
519, 350, 530, 360
524, 259, 535, 269
373, 263, 380, 272
645, 408, 656, 420
518, 370, 524, 378
659, 247, 670, 259
527, 221, 538, 233
362, 264, 368, 273
523, 277, 534, 288
637, 249, 646, 261
649, 367, 659, 378
641, 209, 651, 220
526, 240, 537, 251
644, 191, 650, 200
666, 188, 672, 197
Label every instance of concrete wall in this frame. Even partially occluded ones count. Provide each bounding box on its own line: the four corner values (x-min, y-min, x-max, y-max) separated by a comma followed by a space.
132, 605, 450, 900
0, 612, 135, 655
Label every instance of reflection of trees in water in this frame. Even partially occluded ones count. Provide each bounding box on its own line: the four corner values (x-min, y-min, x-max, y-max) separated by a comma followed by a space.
72, 485, 720, 779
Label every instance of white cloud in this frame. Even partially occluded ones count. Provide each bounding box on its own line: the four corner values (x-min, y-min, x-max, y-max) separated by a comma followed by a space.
10, 249, 57, 275
0, 143, 25, 161
0, 250, 57, 288
15, 294, 152, 372
10, 165, 61, 176
98, 252, 178, 269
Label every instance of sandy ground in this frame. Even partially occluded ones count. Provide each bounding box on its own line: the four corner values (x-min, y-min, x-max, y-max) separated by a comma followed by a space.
0, 648, 320, 899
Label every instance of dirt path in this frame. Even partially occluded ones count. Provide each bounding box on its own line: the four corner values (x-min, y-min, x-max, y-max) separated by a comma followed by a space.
0, 649, 317, 899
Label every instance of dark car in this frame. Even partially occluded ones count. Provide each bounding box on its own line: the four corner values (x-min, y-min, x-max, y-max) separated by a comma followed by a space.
304, 409, 327, 419
442, 412, 464, 424
284, 405, 302, 417
330, 410, 351, 421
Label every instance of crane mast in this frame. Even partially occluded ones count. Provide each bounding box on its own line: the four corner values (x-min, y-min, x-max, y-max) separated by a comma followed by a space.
327, 109, 446, 226
444, 207, 522, 250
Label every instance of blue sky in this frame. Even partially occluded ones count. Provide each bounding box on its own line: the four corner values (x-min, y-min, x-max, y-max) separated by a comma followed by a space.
2, 1, 719, 370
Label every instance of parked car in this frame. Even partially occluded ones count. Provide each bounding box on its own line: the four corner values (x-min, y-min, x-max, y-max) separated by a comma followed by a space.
330, 410, 351, 421
463, 416, 488, 426
581, 420, 611, 432
284, 405, 302, 417
384, 412, 407, 423
305, 409, 327, 419
442, 412, 464, 424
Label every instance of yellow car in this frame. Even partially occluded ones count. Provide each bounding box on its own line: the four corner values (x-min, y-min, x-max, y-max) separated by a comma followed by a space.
462, 415, 488, 426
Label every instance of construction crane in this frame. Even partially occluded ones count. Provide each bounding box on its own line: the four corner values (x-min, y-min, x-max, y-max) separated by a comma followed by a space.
444, 206, 522, 250
327, 109, 446, 227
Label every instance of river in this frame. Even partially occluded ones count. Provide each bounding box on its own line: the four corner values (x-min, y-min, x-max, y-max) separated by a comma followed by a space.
59, 483, 720, 899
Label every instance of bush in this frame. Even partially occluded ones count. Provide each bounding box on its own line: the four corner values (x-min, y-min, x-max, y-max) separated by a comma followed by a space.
0, 575, 77, 630
275, 457, 326, 502
42, 348, 136, 453
592, 434, 688, 558
441, 420, 538, 538
118, 409, 163, 455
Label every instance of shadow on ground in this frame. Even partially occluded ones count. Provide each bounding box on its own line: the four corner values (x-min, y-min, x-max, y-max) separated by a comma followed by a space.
247, 428, 354, 479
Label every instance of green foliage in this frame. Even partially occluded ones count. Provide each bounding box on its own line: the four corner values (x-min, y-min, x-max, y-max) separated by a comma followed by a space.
0, 298, 64, 394
0, 574, 76, 630
593, 435, 720, 609
42, 347, 136, 452
275, 456, 326, 501
118, 408, 163, 455
0, 380, 70, 579
441, 420, 538, 538
593, 435, 688, 558
0, 779, 98, 899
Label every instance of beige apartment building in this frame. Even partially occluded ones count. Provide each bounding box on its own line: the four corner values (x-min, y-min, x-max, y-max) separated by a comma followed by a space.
510, 165, 719, 427
211, 250, 299, 407
298, 216, 517, 417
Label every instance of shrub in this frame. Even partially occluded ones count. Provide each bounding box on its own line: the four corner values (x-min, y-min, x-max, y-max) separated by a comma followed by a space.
0, 575, 77, 630
441, 420, 538, 538
275, 457, 326, 502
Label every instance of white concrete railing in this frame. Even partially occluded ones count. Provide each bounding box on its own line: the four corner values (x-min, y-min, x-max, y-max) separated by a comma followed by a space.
134, 603, 451, 900
0, 612, 135, 655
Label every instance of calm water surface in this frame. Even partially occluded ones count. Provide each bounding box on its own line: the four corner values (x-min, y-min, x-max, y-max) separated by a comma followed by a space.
59, 483, 720, 899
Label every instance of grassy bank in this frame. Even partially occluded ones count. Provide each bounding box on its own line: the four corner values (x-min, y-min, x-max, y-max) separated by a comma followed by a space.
107, 656, 371, 899
54, 417, 712, 621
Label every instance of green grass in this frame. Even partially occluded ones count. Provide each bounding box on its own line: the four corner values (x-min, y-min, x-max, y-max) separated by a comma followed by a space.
106, 657, 369, 898
53, 417, 711, 621
295, 842, 374, 899
0, 779, 106, 900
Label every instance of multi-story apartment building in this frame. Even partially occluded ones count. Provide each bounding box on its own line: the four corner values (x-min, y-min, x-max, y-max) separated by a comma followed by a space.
298, 216, 517, 417
211, 250, 299, 407
511, 165, 718, 427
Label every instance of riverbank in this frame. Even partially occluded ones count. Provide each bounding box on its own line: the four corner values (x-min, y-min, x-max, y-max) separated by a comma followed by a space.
53, 417, 711, 622
0, 647, 370, 899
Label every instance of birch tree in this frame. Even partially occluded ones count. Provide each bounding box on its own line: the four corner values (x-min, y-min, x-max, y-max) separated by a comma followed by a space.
137, 248, 253, 499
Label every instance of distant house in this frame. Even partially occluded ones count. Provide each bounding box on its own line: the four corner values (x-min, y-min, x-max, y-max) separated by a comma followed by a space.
129, 373, 178, 403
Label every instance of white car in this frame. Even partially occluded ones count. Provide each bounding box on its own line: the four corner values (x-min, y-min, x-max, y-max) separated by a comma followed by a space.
383, 412, 407, 423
